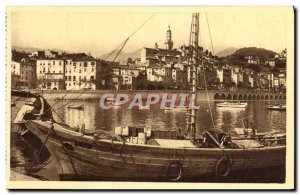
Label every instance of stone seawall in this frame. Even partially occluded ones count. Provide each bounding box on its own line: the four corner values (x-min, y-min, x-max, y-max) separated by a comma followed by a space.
32, 90, 285, 101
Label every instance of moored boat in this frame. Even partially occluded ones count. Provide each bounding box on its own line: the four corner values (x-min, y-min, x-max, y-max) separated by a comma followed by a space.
138, 105, 150, 110
67, 104, 84, 110
268, 104, 286, 111
22, 117, 285, 181
164, 105, 200, 111
216, 102, 247, 108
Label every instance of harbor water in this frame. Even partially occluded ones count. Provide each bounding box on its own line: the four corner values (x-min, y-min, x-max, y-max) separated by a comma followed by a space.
10, 97, 286, 182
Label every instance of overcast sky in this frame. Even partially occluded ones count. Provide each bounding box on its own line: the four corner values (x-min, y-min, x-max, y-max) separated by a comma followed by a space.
10, 7, 290, 57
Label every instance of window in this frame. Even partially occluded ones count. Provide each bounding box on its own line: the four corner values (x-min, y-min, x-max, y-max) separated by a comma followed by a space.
69, 76, 71, 81
84, 68, 86, 72
92, 68, 94, 72
79, 76, 81, 81
53, 61, 55, 65
59, 61, 61, 65
91, 61, 95, 65
73, 76, 76, 81
73, 62, 76, 66
84, 62, 87, 67
53, 71, 55, 73
66, 61, 68, 65
84, 76, 86, 81
90, 76, 94, 81
79, 69, 81, 73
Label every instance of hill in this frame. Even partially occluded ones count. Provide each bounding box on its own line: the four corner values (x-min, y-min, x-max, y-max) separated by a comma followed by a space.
12, 46, 65, 53
229, 47, 277, 60
215, 47, 238, 57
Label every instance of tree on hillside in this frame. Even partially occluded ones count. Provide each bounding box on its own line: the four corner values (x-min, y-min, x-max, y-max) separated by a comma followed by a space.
228, 47, 276, 61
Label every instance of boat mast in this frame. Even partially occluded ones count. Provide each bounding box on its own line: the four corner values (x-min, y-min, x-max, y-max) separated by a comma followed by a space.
188, 13, 199, 142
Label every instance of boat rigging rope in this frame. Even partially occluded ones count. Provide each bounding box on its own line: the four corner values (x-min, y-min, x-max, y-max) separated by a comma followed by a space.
202, 64, 216, 129
51, 107, 68, 125
206, 13, 215, 56
202, 13, 215, 129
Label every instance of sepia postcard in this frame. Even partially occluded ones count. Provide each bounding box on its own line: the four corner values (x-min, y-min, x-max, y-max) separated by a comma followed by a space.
6, 6, 294, 190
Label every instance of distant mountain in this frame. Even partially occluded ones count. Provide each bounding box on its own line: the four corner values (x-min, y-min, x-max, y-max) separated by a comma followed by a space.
229, 47, 277, 60
11, 46, 65, 53
100, 48, 142, 62
215, 47, 238, 57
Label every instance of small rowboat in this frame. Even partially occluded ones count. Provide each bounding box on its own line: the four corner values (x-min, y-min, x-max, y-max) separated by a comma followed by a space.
216, 102, 247, 108
67, 104, 84, 110
268, 105, 286, 111
164, 106, 199, 111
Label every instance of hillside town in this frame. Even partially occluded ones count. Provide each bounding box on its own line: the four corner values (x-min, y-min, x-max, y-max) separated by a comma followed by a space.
10, 26, 287, 93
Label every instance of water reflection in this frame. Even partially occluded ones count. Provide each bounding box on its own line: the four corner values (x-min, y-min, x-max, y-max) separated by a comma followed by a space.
215, 107, 246, 131
50, 100, 286, 134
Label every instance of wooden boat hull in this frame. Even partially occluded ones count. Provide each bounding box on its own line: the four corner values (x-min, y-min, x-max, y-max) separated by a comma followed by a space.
138, 106, 150, 110
164, 106, 199, 111
268, 106, 286, 111
67, 104, 84, 109
216, 103, 247, 108
24, 120, 286, 181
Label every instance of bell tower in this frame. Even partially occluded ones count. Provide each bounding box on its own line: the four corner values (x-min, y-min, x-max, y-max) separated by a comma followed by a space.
165, 25, 174, 50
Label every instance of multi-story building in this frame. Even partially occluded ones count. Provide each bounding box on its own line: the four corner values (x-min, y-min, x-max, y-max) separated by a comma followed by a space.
265, 59, 276, 67
36, 53, 102, 90
11, 58, 36, 89
112, 65, 141, 89
216, 67, 231, 87
231, 67, 240, 85
98, 60, 113, 89
36, 58, 65, 90
247, 56, 263, 65
146, 66, 172, 82
172, 68, 186, 83
273, 72, 286, 91
11, 61, 21, 75
65, 56, 100, 90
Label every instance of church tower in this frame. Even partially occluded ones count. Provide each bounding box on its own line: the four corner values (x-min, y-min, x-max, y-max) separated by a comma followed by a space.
165, 26, 174, 50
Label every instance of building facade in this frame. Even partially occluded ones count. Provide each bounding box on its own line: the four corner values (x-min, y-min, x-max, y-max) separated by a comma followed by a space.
65, 57, 100, 90
11, 59, 36, 89
36, 58, 65, 90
